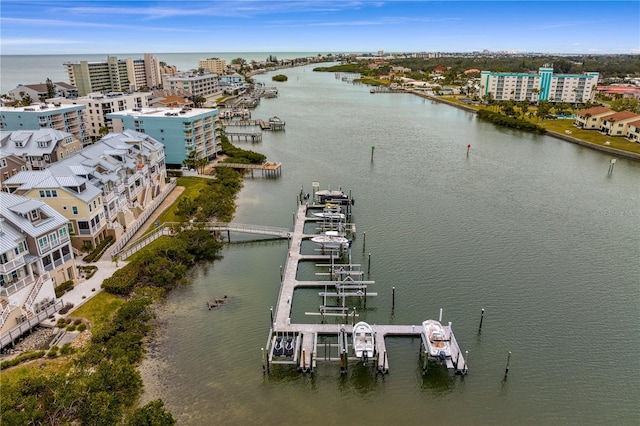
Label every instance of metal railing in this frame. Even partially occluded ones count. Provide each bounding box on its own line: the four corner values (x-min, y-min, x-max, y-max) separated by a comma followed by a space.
0, 300, 63, 351
110, 179, 177, 257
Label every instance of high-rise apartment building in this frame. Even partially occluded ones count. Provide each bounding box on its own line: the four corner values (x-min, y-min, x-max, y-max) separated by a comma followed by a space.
64, 54, 162, 96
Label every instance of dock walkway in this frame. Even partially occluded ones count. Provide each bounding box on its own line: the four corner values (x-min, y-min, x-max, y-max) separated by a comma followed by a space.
266, 202, 467, 376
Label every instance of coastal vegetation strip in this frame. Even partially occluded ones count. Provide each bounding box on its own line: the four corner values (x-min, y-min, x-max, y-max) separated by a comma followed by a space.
1, 136, 268, 424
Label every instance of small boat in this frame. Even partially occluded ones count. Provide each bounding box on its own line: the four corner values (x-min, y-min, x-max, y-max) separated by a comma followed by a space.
311, 211, 345, 220
352, 321, 375, 360
311, 233, 350, 249
422, 319, 452, 361
315, 189, 353, 205
284, 337, 294, 357
273, 336, 284, 356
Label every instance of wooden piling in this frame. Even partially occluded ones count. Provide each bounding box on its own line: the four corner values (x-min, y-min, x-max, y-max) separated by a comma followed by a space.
368, 253, 371, 274
270, 307, 273, 324
504, 351, 511, 380
392, 287, 395, 309
478, 308, 485, 333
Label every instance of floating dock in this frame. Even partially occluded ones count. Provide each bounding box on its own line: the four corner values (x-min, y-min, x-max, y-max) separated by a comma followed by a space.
263, 186, 467, 377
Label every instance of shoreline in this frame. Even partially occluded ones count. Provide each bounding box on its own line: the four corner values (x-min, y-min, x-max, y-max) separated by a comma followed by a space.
408, 90, 640, 161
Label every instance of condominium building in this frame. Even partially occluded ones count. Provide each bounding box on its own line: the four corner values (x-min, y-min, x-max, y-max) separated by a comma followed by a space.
3, 130, 168, 245
162, 72, 222, 98
479, 67, 599, 104
107, 107, 219, 167
198, 58, 226, 74
3, 168, 109, 252
65, 54, 162, 96
49, 92, 152, 140
0, 192, 76, 333
0, 129, 83, 170
0, 103, 87, 145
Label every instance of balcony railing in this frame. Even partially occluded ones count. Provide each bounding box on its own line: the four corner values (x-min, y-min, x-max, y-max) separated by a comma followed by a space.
0, 255, 26, 274
0, 275, 35, 297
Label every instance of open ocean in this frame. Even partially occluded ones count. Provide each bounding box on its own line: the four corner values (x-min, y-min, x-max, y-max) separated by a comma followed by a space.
0, 51, 328, 94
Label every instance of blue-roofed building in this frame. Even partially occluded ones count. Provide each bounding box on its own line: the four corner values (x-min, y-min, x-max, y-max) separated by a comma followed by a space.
107, 107, 219, 167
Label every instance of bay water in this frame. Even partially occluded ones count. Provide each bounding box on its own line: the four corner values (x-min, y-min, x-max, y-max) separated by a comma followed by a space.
135, 65, 640, 425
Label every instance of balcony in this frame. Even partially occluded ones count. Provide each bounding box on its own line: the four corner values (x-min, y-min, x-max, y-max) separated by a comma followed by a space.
0, 255, 26, 274
0, 275, 35, 297
103, 191, 117, 204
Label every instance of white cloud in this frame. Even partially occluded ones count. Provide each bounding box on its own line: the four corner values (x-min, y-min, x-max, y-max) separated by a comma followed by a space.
1, 38, 85, 46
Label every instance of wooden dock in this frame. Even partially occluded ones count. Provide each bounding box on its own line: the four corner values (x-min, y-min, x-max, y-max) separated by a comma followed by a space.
264, 197, 468, 377
214, 162, 281, 177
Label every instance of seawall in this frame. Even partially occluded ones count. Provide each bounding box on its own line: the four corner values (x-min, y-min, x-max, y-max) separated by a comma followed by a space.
408, 90, 640, 161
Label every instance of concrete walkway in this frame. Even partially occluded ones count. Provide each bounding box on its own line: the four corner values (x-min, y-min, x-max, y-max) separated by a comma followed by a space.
49, 184, 186, 323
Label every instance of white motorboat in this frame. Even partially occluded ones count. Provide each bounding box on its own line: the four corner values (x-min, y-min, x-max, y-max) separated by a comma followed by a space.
310, 232, 350, 249
422, 319, 452, 361
311, 211, 345, 220
352, 321, 375, 359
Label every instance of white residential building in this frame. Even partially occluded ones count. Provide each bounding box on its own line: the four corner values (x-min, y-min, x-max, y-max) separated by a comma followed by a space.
65, 54, 162, 96
49, 92, 153, 140
162, 72, 222, 98
479, 67, 599, 104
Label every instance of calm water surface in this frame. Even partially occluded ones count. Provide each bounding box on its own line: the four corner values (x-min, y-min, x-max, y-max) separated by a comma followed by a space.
138, 65, 640, 425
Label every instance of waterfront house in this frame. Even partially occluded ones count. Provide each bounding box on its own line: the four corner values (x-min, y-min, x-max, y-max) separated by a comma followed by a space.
0, 129, 83, 170
2, 129, 167, 250
626, 119, 640, 143
574, 106, 615, 130
599, 111, 640, 137
0, 192, 76, 334
8, 82, 78, 103
1, 153, 29, 184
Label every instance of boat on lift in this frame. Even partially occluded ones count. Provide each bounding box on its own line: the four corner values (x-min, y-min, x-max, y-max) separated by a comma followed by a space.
422, 319, 452, 361
315, 189, 354, 205
352, 321, 375, 361
310, 231, 350, 249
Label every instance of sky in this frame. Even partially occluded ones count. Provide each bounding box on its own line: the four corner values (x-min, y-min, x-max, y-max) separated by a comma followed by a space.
0, 1, 638, 55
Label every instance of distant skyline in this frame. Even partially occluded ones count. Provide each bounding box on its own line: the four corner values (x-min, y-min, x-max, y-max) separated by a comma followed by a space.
0, 1, 639, 55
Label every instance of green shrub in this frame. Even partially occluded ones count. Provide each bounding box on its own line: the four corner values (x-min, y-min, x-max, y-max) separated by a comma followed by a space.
59, 343, 74, 355
77, 323, 87, 332
102, 265, 138, 295
0, 350, 45, 370
83, 236, 115, 262
66, 325, 76, 332
54, 280, 74, 298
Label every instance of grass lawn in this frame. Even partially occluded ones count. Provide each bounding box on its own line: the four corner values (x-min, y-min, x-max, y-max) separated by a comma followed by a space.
439, 96, 640, 155
70, 291, 125, 328
141, 177, 209, 235
1, 357, 73, 384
